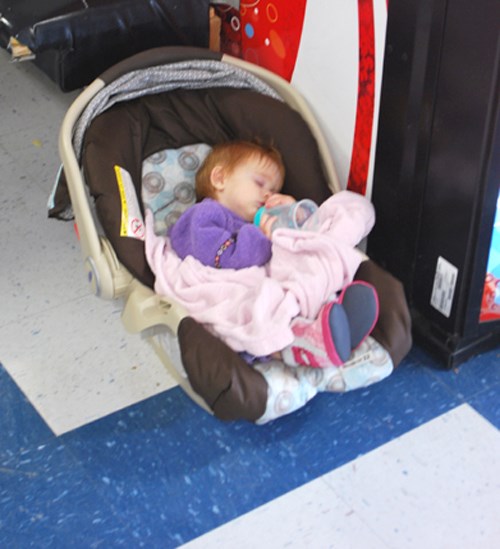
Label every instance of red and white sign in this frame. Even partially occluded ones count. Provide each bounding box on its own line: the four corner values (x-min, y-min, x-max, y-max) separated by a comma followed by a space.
218, 0, 388, 197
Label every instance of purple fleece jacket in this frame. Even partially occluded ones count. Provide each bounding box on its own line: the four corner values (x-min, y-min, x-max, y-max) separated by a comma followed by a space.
169, 198, 272, 269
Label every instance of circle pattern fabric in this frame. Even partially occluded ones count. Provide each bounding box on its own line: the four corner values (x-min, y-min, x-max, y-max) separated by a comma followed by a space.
142, 143, 212, 235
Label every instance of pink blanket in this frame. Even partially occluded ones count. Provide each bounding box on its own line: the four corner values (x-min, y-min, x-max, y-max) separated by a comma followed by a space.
145, 191, 374, 356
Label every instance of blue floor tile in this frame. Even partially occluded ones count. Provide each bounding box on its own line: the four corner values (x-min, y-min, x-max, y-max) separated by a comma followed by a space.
249, 351, 462, 489
415, 347, 500, 401
0, 438, 132, 548
50, 346, 464, 547
1, 343, 498, 548
0, 364, 54, 459
61, 389, 274, 546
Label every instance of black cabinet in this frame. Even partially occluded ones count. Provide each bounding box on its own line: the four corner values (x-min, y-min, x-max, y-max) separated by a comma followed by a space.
368, 0, 500, 367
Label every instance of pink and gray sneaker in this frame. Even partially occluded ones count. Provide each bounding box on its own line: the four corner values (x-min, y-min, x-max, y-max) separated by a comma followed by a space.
283, 281, 379, 368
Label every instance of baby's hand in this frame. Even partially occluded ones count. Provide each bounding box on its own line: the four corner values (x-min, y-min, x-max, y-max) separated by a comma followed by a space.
265, 193, 296, 209
258, 211, 277, 239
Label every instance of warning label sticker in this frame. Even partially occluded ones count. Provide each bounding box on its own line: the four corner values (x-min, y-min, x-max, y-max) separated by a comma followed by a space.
114, 165, 145, 241
430, 256, 458, 318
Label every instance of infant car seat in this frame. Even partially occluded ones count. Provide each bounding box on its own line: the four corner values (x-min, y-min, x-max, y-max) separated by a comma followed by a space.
54, 46, 412, 423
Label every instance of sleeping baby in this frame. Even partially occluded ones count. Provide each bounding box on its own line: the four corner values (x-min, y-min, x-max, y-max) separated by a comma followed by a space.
169, 140, 379, 368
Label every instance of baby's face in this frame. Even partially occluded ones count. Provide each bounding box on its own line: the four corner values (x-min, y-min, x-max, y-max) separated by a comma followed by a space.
217, 155, 283, 222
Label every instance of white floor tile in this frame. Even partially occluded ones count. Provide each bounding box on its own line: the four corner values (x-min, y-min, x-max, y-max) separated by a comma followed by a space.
0, 51, 78, 135
0, 166, 86, 326
183, 476, 389, 549
183, 405, 500, 549
327, 404, 500, 549
1, 52, 179, 436
0, 294, 177, 435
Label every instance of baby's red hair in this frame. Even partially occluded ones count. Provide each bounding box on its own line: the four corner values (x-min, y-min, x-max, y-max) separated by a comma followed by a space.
196, 140, 285, 200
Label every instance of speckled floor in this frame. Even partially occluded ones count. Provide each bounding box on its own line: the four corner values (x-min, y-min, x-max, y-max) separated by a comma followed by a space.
1, 52, 499, 548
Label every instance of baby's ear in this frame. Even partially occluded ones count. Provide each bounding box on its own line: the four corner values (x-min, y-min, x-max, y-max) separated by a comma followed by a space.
210, 165, 225, 191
